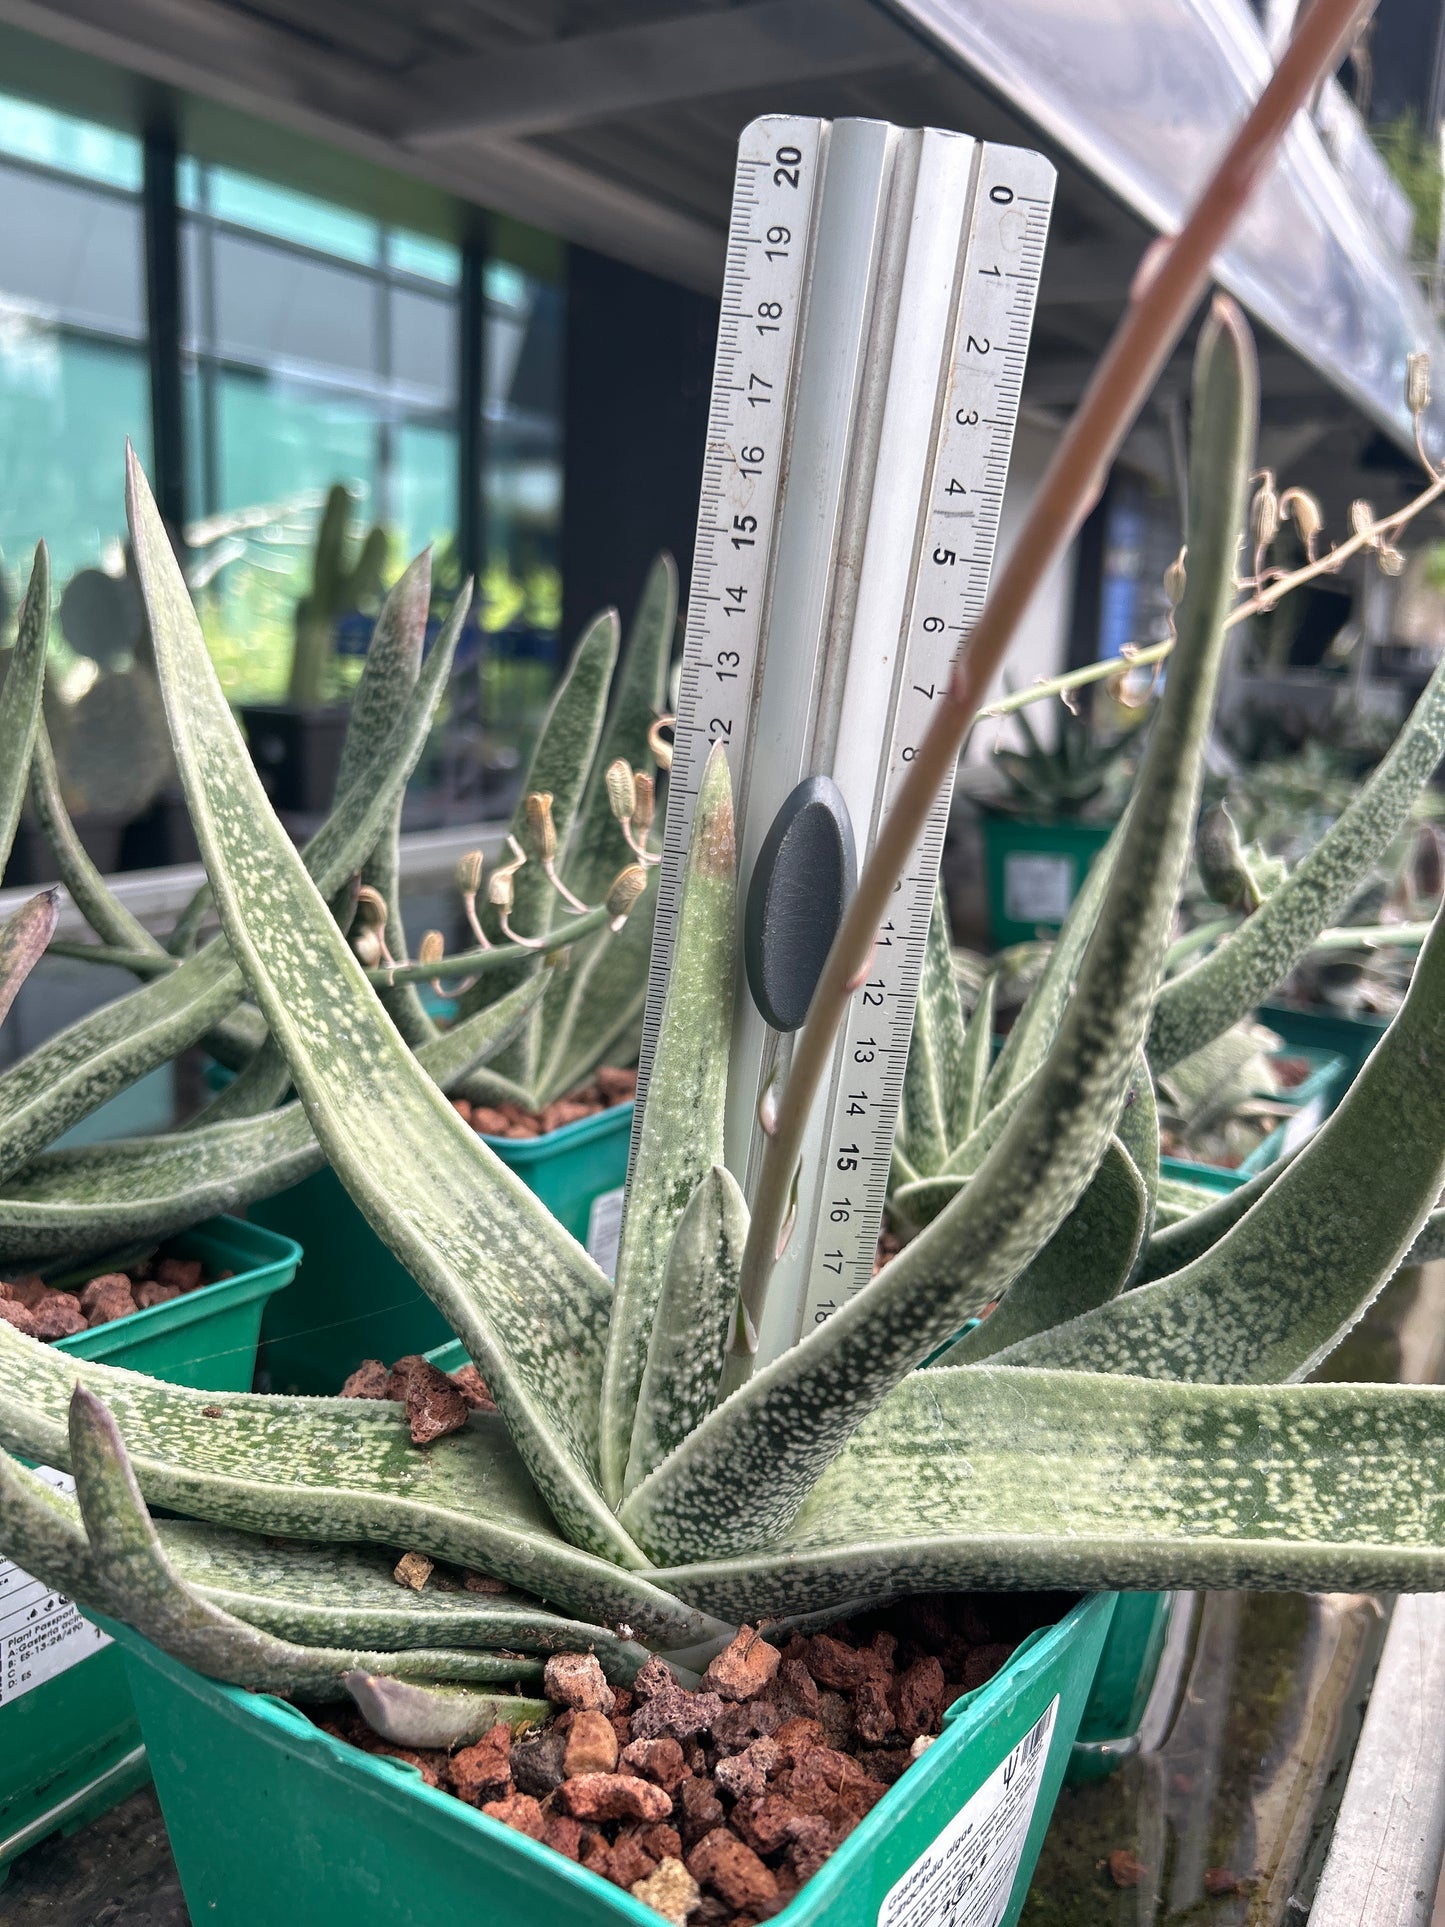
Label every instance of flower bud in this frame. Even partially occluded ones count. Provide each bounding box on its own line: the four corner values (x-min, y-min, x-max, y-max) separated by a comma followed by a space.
1163, 549, 1187, 607
488, 869, 514, 914
419, 929, 445, 966
1349, 500, 1378, 543
632, 771, 656, 836
1378, 543, 1406, 576
605, 758, 636, 821
354, 885, 387, 928
605, 864, 648, 930
523, 791, 557, 863
351, 925, 383, 969
1409, 350, 1432, 417
455, 849, 484, 896
1280, 487, 1323, 552
1250, 471, 1279, 551
648, 716, 674, 773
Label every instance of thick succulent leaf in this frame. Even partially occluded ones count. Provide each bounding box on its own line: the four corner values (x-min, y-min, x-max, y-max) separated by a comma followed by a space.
0, 546, 49, 875
980, 807, 1125, 1111
600, 747, 735, 1503
29, 721, 158, 953
0, 1439, 100, 1600
0, 1321, 712, 1643
0, 972, 546, 1262
1158, 1022, 1277, 1134
1115, 1049, 1160, 1236
656, 1365, 1445, 1618
940, 1066, 1038, 1178
457, 609, 619, 1086
626, 1165, 748, 1499
0, 889, 58, 1027
930, 1138, 1147, 1365
1136, 1155, 1288, 1281
60, 1387, 547, 1702
345, 1671, 548, 1747
0, 573, 464, 1180
953, 969, 996, 1146
128, 453, 638, 1565
899, 886, 969, 1177
533, 886, 658, 1106
622, 303, 1255, 1564
1149, 655, 1445, 1072
159, 1522, 650, 1677
998, 900, 1445, 1384
190, 1033, 292, 1125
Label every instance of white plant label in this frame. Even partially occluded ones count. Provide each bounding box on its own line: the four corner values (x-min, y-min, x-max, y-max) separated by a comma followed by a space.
0, 1467, 110, 1707
1003, 853, 1074, 926
877, 1696, 1058, 1927
586, 1186, 626, 1278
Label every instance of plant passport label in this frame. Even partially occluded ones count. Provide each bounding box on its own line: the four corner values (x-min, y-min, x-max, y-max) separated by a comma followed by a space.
877, 1696, 1058, 1927
0, 1466, 110, 1706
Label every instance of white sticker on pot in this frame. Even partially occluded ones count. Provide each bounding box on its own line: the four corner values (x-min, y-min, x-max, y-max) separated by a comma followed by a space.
587, 1187, 626, 1279
1003, 853, 1073, 926
1280, 1094, 1325, 1159
877, 1696, 1058, 1927
0, 1467, 110, 1707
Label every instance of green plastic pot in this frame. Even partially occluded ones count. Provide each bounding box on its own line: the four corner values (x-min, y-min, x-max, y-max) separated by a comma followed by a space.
103, 1587, 1113, 1927
0, 1217, 299, 1878
1256, 1001, 1388, 1087
253, 1102, 634, 1395
978, 811, 1116, 948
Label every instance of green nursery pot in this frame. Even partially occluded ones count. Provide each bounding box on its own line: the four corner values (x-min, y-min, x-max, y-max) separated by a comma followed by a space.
102, 1589, 1113, 1927
0, 1217, 299, 1878
979, 811, 1116, 948
253, 1102, 634, 1395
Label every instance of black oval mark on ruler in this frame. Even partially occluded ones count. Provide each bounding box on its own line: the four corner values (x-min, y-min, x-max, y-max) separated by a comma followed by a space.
744, 776, 857, 1032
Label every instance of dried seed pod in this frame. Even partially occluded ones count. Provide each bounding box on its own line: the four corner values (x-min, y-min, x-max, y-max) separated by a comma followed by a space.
354, 885, 388, 929
1163, 548, 1187, 607
419, 930, 445, 966
605, 864, 648, 931
1378, 543, 1406, 576
1409, 350, 1432, 418
351, 925, 383, 969
455, 849, 484, 897
1249, 470, 1279, 551
1279, 487, 1323, 557
523, 792, 557, 864
606, 759, 636, 821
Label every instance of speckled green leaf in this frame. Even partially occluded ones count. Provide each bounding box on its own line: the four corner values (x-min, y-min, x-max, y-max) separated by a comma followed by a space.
998, 902, 1445, 1384
344, 1671, 548, 1747
1149, 652, 1445, 1072
621, 303, 1255, 1564
930, 1138, 1147, 1365
656, 1365, 1445, 1618
59, 1387, 551, 1703
1136, 1156, 1287, 1280
626, 1163, 748, 1499
29, 720, 157, 953
531, 888, 658, 1106
0, 890, 58, 1028
899, 886, 969, 1177
0, 1319, 712, 1644
980, 807, 1125, 1112
159, 1522, 650, 1679
0, 546, 49, 876
954, 969, 996, 1146
128, 453, 633, 1565
600, 746, 735, 1504
1115, 1049, 1160, 1235
0, 975, 545, 1261
0, 571, 464, 1181
0, 1439, 99, 1601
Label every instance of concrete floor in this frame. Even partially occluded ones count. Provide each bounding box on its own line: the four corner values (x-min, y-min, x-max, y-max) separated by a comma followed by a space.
0, 1790, 187, 1926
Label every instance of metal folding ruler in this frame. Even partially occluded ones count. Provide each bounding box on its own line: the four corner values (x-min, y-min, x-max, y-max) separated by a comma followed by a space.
632, 114, 1054, 1370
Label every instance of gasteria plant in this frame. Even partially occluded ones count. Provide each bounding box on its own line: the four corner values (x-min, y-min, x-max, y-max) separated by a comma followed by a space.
6, 287, 1445, 1777
0, 554, 670, 1268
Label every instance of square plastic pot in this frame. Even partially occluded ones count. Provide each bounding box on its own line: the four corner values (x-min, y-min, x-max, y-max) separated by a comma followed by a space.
0, 1217, 300, 1877
253, 1101, 633, 1395
978, 811, 1116, 948
102, 1588, 1113, 1927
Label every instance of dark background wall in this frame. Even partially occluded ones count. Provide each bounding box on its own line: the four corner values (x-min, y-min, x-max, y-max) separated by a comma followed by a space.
562, 245, 718, 646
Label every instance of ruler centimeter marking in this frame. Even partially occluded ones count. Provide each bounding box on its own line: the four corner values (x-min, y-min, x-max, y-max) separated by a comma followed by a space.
631, 115, 1054, 1367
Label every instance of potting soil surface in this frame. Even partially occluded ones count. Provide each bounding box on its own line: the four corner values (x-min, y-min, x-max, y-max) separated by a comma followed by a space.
0, 1788, 188, 1924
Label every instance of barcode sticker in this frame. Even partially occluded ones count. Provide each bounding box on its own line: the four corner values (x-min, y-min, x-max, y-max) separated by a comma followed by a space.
0, 1467, 109, 1706
877, 1696, 1058, 1927
586, 1187, 626, 1279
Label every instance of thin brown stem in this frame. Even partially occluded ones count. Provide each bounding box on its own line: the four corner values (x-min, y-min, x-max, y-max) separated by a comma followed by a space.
731, 0, 1375, 1357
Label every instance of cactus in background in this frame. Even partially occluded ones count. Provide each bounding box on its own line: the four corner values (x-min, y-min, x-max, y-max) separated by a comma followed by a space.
48, 563, 175, 824
288, 484, 389, 709
6, 302, 1445, 1788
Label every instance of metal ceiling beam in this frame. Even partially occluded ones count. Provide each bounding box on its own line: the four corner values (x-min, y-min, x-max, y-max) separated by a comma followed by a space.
0, 0, 727, 288
401, 0, 929, 146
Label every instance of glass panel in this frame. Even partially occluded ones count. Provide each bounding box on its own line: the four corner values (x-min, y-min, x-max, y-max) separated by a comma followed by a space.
388, 231, 461, 286
185, 163, 380, 266
205, 230, 378, 382
0, 160, 146, 338
0, 91, 142, 190
389, 285, 457, 406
